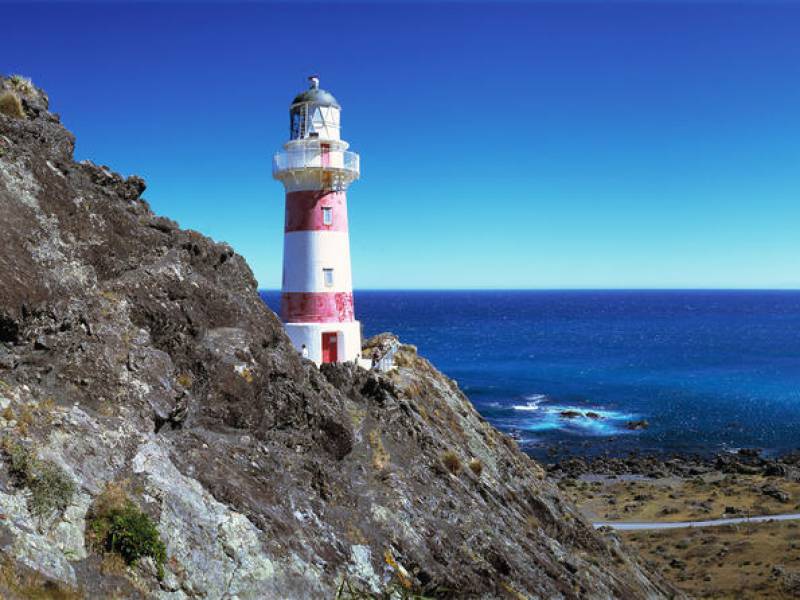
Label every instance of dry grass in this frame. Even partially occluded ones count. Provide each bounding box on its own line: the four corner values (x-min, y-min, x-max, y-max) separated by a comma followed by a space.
0, 556, 82, 600
499, 581, 530, 600
569, 474, 800, 523
345, 523, 368, 545
0, 91, 25, 119
176, 373, 192, 389
17, 404, 35, 429
569, 473, 800, 598
92, 481, 129, 520
441, 451, 462, 475
368, 430, 390, 471
468, 458, 483, 477
99, 290, 121, 304
8, 74, 34, 95
7, 401, 59, 436
99, 552, 127, 576
403, 381, 426, 401
625, 520, 800, 599
392, 344, 419, 368
525, 514, 541, 532
237, 366, 254, 384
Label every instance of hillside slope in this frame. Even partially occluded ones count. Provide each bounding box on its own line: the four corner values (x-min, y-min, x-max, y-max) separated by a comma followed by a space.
0, 76, 677, 599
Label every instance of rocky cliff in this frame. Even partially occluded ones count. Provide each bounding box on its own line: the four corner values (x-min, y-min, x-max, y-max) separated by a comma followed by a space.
0, 76, 677, 599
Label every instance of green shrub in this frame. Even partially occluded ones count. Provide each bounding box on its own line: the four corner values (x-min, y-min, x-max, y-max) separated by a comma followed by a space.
88, 486, 167, 579
7, 441, 35, 477
4, 442, 75, 519
0, 91, 25, 119
106, 506, 166, 577
29, 461, 76, 519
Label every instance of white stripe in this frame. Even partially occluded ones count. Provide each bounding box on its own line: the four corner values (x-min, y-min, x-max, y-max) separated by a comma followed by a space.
284, 321, 362, 364
280, 172, 356, 193
282, 231, 353, 293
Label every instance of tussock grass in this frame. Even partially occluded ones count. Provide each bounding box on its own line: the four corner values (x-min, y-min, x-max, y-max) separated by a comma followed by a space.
468, 458, 483, 477
441, 451, 462, 475
176, 372, 192, 388
0, 91, 25, 119
8, 74, 34, 95
368, 430, 390, 471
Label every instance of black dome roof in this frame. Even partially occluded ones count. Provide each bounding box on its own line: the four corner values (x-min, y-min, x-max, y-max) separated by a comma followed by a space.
291, 87, 340, 108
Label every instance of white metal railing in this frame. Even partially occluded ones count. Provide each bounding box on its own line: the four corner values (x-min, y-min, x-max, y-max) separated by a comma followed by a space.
272, 148, 360, 179
372, 339, 400, 372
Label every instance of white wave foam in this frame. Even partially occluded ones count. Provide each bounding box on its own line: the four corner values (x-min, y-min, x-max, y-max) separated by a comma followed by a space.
512, 394, 547, 412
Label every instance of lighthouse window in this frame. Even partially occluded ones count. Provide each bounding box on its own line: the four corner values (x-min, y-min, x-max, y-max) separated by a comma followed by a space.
322, 207, 333, 225
323, 268, 334, 287
290, 109, 305, 139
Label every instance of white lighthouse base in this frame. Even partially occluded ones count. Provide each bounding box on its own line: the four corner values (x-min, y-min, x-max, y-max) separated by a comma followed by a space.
285, 321, 362, 365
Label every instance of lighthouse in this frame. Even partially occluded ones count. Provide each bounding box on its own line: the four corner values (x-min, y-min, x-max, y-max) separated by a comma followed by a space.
272, 76, 361, 364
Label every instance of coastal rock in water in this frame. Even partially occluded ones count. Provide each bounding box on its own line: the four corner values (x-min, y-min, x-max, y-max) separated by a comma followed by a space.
0, 75, 677, 598
737, 448, 762, 459
560, 410, 583, 419
626, 419, 650, 431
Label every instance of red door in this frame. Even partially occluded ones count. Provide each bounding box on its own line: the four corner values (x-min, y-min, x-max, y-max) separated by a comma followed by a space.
321, 332, 338, 363
321, 142, 331, 168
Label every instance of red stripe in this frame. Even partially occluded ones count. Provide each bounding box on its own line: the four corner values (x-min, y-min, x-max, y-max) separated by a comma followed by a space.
285, 190, 348, 232
281, 292, 355, 323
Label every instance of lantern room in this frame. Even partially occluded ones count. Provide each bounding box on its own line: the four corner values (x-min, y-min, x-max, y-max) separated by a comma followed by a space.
289, 75, 341, 142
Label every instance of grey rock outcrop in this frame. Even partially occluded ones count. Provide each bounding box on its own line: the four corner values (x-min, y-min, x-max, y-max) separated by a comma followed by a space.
0, 75, 678, 599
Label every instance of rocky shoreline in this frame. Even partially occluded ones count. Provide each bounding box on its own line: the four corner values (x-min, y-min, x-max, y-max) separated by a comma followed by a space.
547, 447, 800, 481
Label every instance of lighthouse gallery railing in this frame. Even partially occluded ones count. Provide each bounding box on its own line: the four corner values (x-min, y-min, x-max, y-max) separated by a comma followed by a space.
272, 148, 360, 179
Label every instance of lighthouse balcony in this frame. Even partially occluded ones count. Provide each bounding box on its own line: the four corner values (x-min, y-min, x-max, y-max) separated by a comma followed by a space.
273, 148, 360, 184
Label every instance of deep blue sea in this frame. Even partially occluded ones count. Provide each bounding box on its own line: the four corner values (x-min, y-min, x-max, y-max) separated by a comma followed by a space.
260, 291, 800, 461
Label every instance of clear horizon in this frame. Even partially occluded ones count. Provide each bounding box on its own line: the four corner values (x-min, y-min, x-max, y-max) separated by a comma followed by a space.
4, 1, 799, 289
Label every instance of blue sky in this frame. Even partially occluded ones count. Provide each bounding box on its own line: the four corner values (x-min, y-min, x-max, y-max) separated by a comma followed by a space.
3, 1, 799, 289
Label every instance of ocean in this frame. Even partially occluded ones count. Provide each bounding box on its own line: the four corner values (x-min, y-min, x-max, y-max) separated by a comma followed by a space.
259, 290, 800, 461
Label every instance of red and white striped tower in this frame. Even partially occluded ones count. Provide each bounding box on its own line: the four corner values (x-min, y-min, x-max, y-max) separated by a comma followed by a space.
272, 76, 361, 364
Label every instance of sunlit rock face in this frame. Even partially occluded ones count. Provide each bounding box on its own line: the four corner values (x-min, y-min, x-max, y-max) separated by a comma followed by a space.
0, 75, 679, 599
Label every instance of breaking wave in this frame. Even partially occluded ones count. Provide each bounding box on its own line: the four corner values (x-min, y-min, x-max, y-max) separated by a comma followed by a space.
512, 394, 547, 411
507, 395, 639, 436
